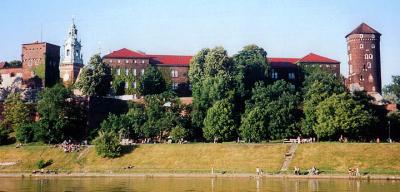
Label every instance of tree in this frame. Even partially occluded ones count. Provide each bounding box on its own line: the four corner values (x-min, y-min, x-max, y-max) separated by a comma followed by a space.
125, 106, 146, 139
239, 107, 268, 142
314, 93, 372, 140
15, 123, 36, 143
170, 125, 188, 143
2, 93, 31, 130
0, 123, 10, 145
233, 45, 269, 98
241, 81, 301, 141
75, 54, 112, 96
7, 60, 22, 68
383, 75, 400, 104
137, 65, 166, 96
93, 130, 122, 158
36, 84, 73, 143
203, 99, 236, 142
301, 69, 345, 136
99, 113, 131, 140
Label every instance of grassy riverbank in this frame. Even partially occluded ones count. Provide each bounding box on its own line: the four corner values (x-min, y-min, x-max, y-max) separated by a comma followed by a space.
1, 143, 400, 175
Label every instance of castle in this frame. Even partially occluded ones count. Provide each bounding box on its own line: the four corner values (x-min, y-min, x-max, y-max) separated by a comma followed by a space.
0, 22, 384, 99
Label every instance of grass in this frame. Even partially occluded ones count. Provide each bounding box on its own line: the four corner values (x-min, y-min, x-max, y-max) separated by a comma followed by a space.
290, 142, 400, 175
0, 143, 288, 174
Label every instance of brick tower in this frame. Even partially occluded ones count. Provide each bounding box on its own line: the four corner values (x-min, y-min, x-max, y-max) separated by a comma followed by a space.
60, 19, 84, 86
345, 23, 382, 94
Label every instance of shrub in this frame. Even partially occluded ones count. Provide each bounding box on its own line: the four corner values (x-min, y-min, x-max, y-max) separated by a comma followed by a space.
170, 125, 188, 143
36, 159, 53, 169
15, 123, 36, 143
93, 131, 122, 158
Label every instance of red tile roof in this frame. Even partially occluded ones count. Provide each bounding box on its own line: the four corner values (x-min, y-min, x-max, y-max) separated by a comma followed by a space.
149, 55, 192, 66
346, 23, 381, 38
298, 53, 339, 64
103, 48, 149, 58
268, 58, 299, 68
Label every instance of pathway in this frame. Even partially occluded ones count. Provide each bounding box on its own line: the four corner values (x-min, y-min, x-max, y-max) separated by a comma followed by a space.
280, 143, 299, 173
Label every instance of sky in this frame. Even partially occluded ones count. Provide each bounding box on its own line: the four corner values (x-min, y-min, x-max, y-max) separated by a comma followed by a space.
0, 0, 399, 86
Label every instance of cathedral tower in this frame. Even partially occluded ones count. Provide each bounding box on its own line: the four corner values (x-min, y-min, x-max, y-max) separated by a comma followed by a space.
60, 19, 84, 86
346, 23, 382, 94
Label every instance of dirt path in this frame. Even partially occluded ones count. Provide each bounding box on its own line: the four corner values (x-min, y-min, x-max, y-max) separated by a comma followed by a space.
280, 143, 298, 172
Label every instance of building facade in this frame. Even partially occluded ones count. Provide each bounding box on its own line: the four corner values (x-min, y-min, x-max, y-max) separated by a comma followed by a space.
22, 41, 60, 87
0, 61, 23, 88
60, 20, 84, 86
345, 23, 382, 94
103, 48, 340, 97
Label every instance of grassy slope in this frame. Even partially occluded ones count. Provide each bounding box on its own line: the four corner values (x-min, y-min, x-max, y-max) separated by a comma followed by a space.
0, 143, 288, 173
290, 143, 400, 174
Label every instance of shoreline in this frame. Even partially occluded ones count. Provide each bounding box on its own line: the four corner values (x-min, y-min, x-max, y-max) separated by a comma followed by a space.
1, 173, 400, 180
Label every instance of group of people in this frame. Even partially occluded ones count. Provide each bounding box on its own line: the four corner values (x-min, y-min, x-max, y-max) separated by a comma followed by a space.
293, 166, 320, 175
285, 137, 316, 144
59, 140, 85, 153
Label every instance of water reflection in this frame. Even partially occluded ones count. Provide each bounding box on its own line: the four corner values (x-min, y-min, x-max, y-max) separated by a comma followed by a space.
0, 177, 399, 192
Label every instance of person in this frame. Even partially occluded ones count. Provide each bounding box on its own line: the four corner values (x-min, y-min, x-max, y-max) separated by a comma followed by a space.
294, 166, 300, 175
356, 168, 360, 176
256, 167, 260, 175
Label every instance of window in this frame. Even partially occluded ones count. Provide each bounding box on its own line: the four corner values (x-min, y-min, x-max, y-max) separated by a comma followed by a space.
125, 68, 129, 75
132, 81, 137, 89
371, 34, 375, 39
171, 69, 178, 77
363, 64, 366, 71
360, 75, 364, 81
349, 54, 352, 61
117, 68, 121, 75
360, 44, 364, 49
134, 60, 137, 64
360, 34, 363, 38
109, 59, 113, 63
66, 49, 70, 56
271, 69, 278, 79
189, 84, 192, 90
172, 82, 179, 90
367, 62, 372, 68
371, 44, 375, 49
118, 60, 121, 64
326, 64, 330, 68
124, 82, 128, 89
133, 69, 137, 76
125, 60, 129, 64
288, 72, 295, 80
141, 69, 145, 75
364, 54, 373, 60
141, 60, 145, 64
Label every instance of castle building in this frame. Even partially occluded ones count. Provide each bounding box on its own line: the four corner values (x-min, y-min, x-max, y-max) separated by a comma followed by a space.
103, 48, 339, 97
21, 41, 60, 87
345, 23, 382, 94
60, 20, 84, 86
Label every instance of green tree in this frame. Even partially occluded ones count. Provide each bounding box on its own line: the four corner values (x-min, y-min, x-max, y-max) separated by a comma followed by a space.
170, 125, 188, 143
36, 84, 73, 143
203, 99, 236, 142
125, 106, 146, 139
233, 45, 269, 98
0, 123, 11, 145
7, 60, 22, 67
301, 69, 345, 136
314, 93, 372, 140
15, 123, 36, 143
137, 65, 167, 96
93, 130, 122, 158
239, 106, 268, 142
99, 113, 131, 139
75, 54, 112, 96
2, 93, 31, 130
383, 75, 400, 104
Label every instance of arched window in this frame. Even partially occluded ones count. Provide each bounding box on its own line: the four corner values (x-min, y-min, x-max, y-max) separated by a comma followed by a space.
365, 54, 373, 60
371, 44, 375, 49
66, 49, 70, 56
367, 62, 372, 68
360, 44, 364, 49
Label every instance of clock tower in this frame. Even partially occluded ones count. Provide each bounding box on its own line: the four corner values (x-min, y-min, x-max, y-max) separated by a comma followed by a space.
60, 19, 84, 86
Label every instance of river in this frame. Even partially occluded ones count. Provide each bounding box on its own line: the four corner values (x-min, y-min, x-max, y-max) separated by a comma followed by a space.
0, 177, 399, 192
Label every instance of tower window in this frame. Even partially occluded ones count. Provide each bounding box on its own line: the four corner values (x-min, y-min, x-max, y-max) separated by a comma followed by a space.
360, 44, 364, 49
66, 49, 70, 56
363, 64, 366, 71
359, 34, 363, 38
367, 62, 371, 68
364, 54, 373, 60
371, 34, 375, 39
371, 44, 375, 49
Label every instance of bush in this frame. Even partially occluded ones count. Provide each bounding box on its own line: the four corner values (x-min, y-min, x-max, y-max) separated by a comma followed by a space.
15, 123, 36, 143
93, 131, 122, 158
0, 123, 11, 145
170, 125, 188, 143
36, 159, 53, 169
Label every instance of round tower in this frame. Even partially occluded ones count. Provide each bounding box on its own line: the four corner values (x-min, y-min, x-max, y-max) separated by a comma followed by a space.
346, 23, 382, 94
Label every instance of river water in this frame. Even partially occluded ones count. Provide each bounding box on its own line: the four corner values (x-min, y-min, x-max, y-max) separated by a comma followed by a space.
0, 177, 399, 192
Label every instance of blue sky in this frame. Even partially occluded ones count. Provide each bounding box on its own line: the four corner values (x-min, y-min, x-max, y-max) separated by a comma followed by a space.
0, 0, 399, 85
